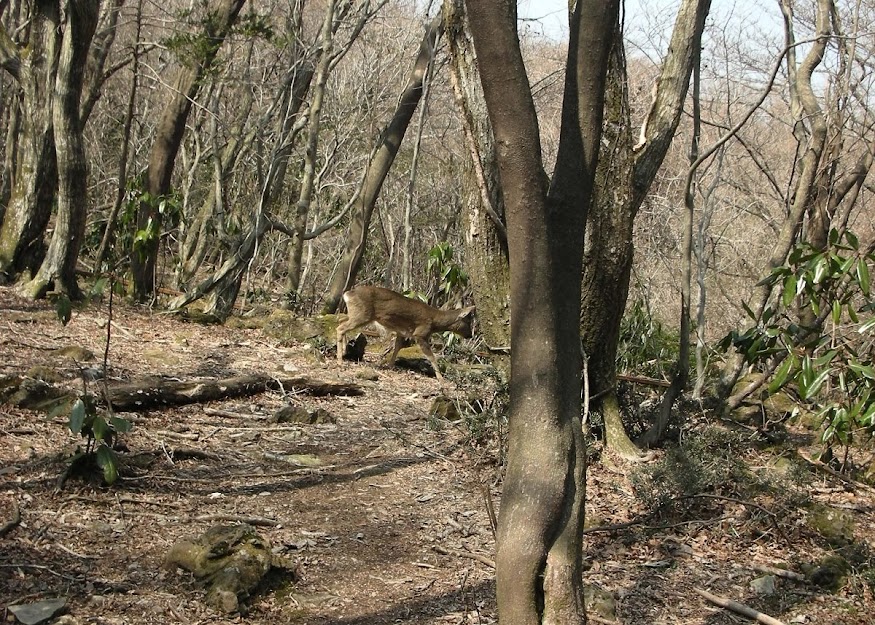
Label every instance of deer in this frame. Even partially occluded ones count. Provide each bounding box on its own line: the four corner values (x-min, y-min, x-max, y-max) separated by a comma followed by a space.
336, 286, 475, 380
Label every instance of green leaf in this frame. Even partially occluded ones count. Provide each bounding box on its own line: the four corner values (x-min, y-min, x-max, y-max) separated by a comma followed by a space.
846, 231, 859, 250
832, 299, 842, 326
782, 274, 797, 308
848, 305, 859, 323
69, 399, 86, 434
95, 446, 119, 485
860, 317, 875, 334
848, 362, 875, 380
857, 258, 870, 296
110, 416, 132, 433
768, 357, 794, 393
814, 350, 837, 368
90, 277, 108, 298
803, 367, 831, 399
92, 415, 109, 441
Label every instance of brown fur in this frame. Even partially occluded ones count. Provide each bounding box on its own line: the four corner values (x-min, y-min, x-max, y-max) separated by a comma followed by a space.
336, 286, 475, 380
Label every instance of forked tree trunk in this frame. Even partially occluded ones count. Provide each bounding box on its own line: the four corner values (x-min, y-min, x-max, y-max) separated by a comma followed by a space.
466, 2, 617, 623
580, 0, 711, 451
22, 0, 99, 299
322, 17, 443, 313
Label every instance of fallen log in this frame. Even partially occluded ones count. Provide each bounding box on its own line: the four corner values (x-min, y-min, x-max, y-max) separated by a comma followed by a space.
104, 374, 362, 411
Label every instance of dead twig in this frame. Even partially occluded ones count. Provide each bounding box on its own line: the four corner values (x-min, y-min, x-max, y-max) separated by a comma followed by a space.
751, 562, 806, 581
192, 513, 280, 527
694, 587, 786, 625
432, 545, 495, 569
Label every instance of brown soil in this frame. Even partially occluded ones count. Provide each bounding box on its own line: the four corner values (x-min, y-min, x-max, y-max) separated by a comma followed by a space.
2, 285, 874, 625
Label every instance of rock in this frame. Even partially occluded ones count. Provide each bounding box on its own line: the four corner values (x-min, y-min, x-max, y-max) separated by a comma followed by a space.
584, 584, 616, 621
24, 365, 63, 383
274, 405, 311, 424
8, 598, 67, 625
165, 524, 273, 613
805, 554, 850, 592
729, 403, 761, 425
52, 345, 95, 362
806, 504, 855, 546
354, 367, 379, 381
750, 575, 777, 595
273, 405, 336, 424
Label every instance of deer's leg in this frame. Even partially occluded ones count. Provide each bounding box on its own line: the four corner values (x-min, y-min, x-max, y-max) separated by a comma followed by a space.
414, 337, 443, 380
386, 334, 404, 366
336, 320, 360, 363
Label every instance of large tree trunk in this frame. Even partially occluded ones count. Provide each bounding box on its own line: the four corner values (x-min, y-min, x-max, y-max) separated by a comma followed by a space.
0, 0, 60, 280
130, 0, 245, 302
444, 0, 510, 354
466, 2, 617, 623
579, 26, 640, 459
322, 17, 443, 314
22, 0, 98, 299
580, 0, 711, 452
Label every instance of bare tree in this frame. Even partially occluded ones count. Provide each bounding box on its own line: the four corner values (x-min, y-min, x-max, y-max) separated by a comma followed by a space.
130, 0, 246, 302
322, 16, 443, 313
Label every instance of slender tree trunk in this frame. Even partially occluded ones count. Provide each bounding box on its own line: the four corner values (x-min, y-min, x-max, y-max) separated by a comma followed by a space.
401, 47, 434, 292
130, 0, 245, 302
285, 0, 337, 302
640, 41, 702, 447
466, 2, 617, 623
322, 16, 443, 313
95, 0, 143, 273
717, 0, 832, 398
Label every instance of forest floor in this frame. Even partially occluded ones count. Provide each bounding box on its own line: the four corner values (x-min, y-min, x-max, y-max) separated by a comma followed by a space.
1, 284, 874, 625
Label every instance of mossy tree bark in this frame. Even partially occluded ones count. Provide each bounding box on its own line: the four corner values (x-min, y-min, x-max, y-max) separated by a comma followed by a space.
0, 0, 60, 280
444, 0, 511, 357
22, 0, 99, 299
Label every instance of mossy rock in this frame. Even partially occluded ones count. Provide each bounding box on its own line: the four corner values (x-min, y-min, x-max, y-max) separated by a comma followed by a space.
165, 524, 273, 613
52, 345, 94, 362
729, 403, 761, 425
273, 405, 336, 424
142, 346, 180, 367
763, 391, 798, 416
806, 504, 855, 546
263, 311, 340, 344
584, 584, 616, 621
24, 365, 64, 384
